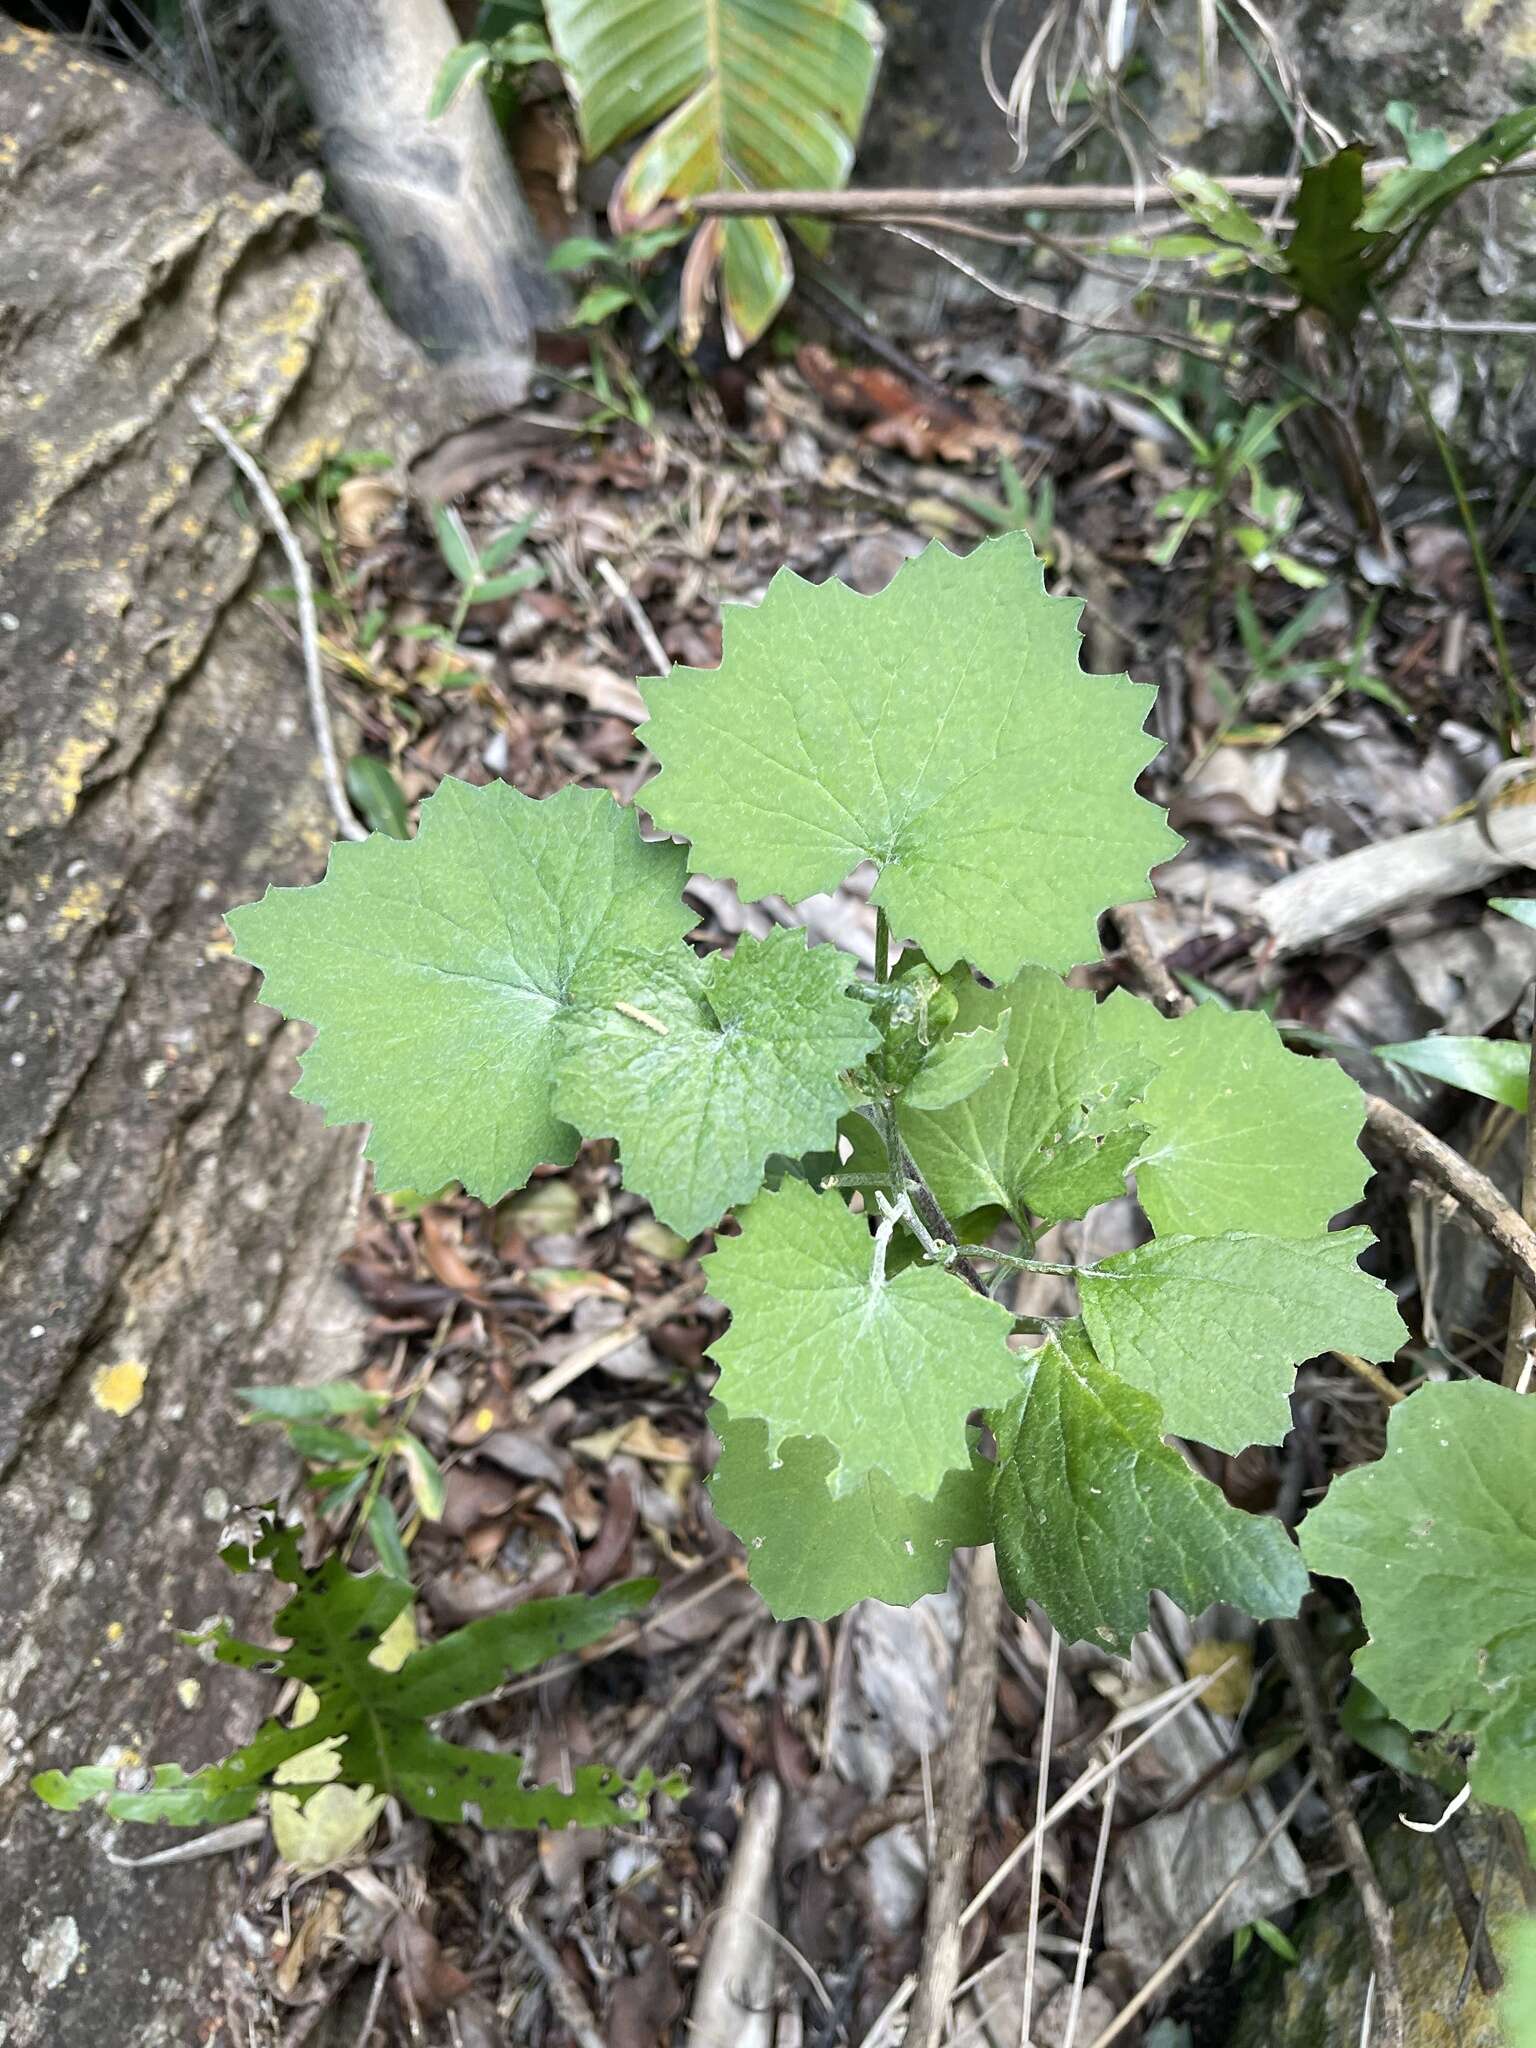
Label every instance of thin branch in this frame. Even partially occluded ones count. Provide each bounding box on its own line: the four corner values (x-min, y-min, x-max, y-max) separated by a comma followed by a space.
1020, 1627, 1062, 2044
595, 556, 671, 675
1503, 1010, 1536, 1388
687, 158, 1453, 221
616, 1607, 760, 1773
1062, 1732, 1121, 2048
509, 1905, 607, 2048
524, 1272, 706, 1405
191, 404, 366, 844
904, 1547, 1005, 2048
1275, 1621, 1404, 2048
1365, 1092, 1536, 1309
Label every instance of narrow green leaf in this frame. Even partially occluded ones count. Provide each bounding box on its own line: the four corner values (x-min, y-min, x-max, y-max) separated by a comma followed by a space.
478, 514, 537, 572
1360, 104, 1536, 234
554, 926, 878, 1238
287, 1423, 376, 1464
547, 234, 613, 272
1492, 896, 1536, 931
709, 1408, 989, 1620
1300, 1379, 1536, 1838
640, 535, 1180, 983
465, 564, 543, 604
705, 1177, 1020, 1500
1166, 169, 1284, 264
227, 781, 697, 1204
1376, 1034, 1529, 1111
572, 283, 635, 326
366, 1496, 412, 1581
1077, 1228, 1404, 1453
344, 755, 410, 840
393, 1433, 447, 1522
239, 1382, 389, 1422
431, 504, 480, 585
428, 41, 492, 118
988, 1325, 1307, 1652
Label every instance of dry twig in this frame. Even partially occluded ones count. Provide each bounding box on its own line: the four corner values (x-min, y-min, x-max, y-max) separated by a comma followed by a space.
509, 1905, 607, 2048
904, 1547, 1006, 2048
524, 1272, 707, 1405
1275, 1621, 1405, 2048
191, 403, 365, 844
1365, 1093, 1536, 1310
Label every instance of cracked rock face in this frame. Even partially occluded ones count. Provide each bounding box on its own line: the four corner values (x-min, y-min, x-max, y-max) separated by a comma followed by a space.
0, 27, 427, 2042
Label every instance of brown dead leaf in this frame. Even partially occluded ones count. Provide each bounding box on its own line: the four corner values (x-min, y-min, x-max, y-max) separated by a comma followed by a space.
579, 1467, 638, 1589
796, 343, 1020, 465
274, 1886, 345, 1997
418, 1207, 483, 1298
336, 474, 400, 550
386, 1913, 472, 2021
512, 653, 648, 724
607, 1941, 684, 2048
439, 1464, 520, 1537
525, 1266, 630, 1313
570, 1415, 692, 1466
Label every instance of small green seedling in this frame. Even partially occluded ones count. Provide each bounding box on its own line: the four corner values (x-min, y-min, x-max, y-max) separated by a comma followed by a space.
35, 1516, 664, 1832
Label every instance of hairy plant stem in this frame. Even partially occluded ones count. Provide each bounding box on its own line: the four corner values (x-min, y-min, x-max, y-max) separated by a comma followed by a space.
874, 904, 891, 986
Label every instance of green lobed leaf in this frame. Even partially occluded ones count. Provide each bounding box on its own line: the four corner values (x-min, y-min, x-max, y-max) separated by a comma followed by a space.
1097, 996, 1371, 1239
987, 1324, 1308, 1653
1077, 1227, 1405, 1453
704, 1176, 1020, 1500
639, 535, 1180, 984
708, 1408, 989, 1619
1376, 1034, 1528, 1112
554, 926, 877, 1237
34, 1520, 657, 1829
897, 969, 1154, 1226
902, 1007, 1010, 1111
1285, 146, 1372, 329
1505, 1917, 1536, 2047
1300, 1379, 1536, 1842
227, 781, 696, 1204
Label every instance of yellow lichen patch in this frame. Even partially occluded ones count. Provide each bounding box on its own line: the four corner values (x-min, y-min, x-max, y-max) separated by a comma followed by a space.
104, 1621, 124, 1645
176, 1679, 202, 1711
49, 878, 106, 941
1461, 0, 1497, 26
42, 734, 103, 822
91, 1360, 147, 1417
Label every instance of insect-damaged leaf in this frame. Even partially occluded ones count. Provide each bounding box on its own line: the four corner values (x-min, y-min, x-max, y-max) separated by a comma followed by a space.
639, 535, 1180, 984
